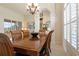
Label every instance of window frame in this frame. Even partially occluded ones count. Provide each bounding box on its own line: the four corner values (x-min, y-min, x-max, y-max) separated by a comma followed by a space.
64, 3, 78, 50
4, 19, 22, 33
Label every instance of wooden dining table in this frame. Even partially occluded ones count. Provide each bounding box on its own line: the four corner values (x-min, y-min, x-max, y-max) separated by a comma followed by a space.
13, 33, 47, 56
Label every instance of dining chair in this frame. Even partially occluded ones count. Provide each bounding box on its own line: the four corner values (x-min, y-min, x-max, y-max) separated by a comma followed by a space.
40, 30, 54, 56
0, 33, 14, 56
39, 29, 46, 36
39, 29, 45, 32
45, 30, 54, 55
21, 30, 30, 38
10, 30, 22, 42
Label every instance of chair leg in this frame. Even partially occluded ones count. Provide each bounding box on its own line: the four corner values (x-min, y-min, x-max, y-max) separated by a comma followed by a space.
45, 48, 49, 56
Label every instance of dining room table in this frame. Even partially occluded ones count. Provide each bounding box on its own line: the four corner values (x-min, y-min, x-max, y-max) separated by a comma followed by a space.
13, 32, 48, 56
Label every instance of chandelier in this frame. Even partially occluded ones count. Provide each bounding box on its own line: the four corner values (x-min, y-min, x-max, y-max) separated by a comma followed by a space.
26, 3, 39, 15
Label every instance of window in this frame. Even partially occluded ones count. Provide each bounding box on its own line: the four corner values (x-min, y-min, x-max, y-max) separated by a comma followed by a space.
66, 4, 70, 23
66, 24, 70, 42
70, 4, 77, 49
46, 21, 51, 31
28, 22, 35, 32
11, 21, 17, 30
4, 19, 22, 33
64, 25, 66, 40
17, 21, 22, 29
4, 20, 12, 32
64, 4, 71, 42
64, 3, 78, 49
71, 21, 77, 48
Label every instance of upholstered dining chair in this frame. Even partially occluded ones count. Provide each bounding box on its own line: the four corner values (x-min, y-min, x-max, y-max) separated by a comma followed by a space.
45, 30, 54, 55
39, 29, 45, 32
0, 33, 14, 56
10, 30, 22, 42
39, 29, 46, 37
40, 30, 54, 56
21, 30, 30, 38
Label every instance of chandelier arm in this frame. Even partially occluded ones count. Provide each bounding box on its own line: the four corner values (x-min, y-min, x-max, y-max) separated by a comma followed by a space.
29, 6, 32, 14
27, 3, 39, 15
32, 7, 37, 14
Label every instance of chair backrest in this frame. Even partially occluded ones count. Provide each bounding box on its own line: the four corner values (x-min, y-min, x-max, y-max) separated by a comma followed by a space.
39, 29, 45, 32
10, 30, 22, 42
0, 33, 14, 56
21, 30, 30, 38
39, 29, 46, 36
45, 30, 54, 55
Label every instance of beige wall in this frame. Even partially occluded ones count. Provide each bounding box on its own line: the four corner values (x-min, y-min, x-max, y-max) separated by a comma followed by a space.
0, 6, 24, 33
55, 3, 64, 46
0, 6, 24, 21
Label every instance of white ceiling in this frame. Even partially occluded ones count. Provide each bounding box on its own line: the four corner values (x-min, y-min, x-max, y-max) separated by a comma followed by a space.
0, 3, 53, 15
